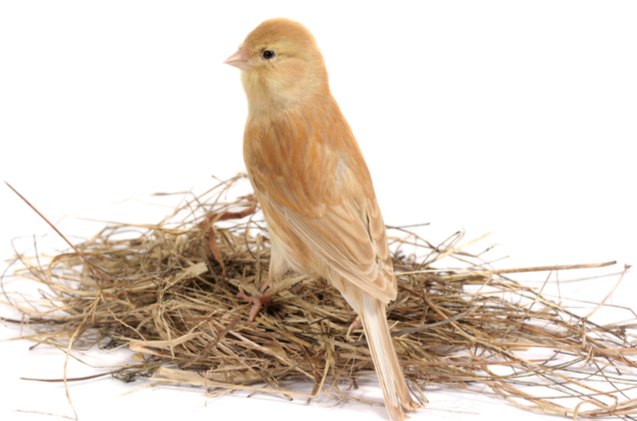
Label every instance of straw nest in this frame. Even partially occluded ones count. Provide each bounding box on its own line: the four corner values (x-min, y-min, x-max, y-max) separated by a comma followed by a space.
2, 175, 636, 419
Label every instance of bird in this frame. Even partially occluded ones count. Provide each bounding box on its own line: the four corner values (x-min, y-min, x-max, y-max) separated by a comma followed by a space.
225, 18, 421, 421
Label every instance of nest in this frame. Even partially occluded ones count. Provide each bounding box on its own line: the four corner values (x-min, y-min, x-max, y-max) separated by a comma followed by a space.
2, 175, 636, 419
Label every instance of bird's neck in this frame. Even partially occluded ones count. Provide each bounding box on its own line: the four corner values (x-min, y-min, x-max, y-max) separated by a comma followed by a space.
242, 70, 330, 118
246, 92, 327, 120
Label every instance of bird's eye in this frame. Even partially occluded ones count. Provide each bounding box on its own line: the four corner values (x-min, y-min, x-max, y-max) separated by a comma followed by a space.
262, 49, 276, 60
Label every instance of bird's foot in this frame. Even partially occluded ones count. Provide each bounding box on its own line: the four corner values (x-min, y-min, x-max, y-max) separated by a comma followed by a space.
237, 290, 273, 321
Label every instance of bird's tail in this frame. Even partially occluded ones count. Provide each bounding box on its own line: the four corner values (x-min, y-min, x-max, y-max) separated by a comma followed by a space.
359, 294, 421, 421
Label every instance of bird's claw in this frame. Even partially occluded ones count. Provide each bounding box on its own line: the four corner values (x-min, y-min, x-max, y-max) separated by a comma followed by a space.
237, 290, 273, 321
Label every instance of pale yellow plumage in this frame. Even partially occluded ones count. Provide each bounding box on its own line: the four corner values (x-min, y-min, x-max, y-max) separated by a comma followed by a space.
226, 18, 421, 420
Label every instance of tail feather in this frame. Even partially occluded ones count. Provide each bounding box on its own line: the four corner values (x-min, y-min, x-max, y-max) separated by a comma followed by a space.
359, 294, 420, 421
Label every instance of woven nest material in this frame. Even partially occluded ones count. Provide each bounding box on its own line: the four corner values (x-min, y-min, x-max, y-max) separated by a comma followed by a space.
2, 175, 636, 419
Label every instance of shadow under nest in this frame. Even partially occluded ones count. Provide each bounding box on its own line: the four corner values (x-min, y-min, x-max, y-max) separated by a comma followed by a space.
3, 175, 637, 419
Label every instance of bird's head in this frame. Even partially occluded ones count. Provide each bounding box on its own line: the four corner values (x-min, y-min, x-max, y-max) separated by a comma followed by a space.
225, 18, 329, 114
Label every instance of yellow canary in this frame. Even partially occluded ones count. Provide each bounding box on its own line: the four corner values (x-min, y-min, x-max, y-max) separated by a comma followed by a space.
226, 18, 420, 420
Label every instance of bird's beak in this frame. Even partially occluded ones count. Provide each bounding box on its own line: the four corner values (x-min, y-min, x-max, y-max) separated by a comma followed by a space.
225, 47, 251, 70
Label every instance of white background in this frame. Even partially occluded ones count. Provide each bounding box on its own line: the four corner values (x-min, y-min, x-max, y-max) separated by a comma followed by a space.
1, 1, 636, 420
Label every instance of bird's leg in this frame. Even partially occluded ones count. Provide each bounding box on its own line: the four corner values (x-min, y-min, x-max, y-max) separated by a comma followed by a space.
345, 316, 363, 342
237, 274, 273, 321
258, 273, 273, 293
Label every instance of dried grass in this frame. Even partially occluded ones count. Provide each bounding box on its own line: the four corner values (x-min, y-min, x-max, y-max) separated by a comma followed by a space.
2, 175, 636, 419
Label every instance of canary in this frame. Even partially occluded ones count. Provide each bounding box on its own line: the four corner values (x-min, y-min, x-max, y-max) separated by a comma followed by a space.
226, 18, 421, 420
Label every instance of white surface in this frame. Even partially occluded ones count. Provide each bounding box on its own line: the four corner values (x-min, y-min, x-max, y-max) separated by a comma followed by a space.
1, 1, 636, 420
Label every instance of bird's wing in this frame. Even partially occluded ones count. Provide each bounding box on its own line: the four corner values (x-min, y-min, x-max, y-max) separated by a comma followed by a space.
271, 193, 396, 302
244, 105, 397, 303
